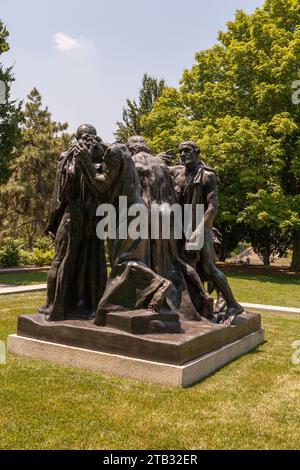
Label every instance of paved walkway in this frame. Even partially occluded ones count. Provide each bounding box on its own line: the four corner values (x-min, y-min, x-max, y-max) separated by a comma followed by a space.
241, 302, 300, 316
0, 283, 47, 295
0, 283, 299, 316
0, 266, 49, 274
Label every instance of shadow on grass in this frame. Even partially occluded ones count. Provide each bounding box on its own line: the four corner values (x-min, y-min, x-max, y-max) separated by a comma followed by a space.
0, 272, 48, 285
224, 271, 300, 286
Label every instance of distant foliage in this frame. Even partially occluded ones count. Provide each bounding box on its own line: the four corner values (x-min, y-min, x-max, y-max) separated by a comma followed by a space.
0, 237, 54, 267
20, 248, 54, 267
0, 238, 21, 267
115, 74, 166, 143
0, 88, 72, 247
0, 19, 22, 184
140, 0, 300, 269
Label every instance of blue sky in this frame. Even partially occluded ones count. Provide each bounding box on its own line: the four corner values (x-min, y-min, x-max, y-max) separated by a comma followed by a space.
1, 0, 264, 141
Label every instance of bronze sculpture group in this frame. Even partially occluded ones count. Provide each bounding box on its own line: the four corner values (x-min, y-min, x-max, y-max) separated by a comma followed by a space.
40, 124, 243, 334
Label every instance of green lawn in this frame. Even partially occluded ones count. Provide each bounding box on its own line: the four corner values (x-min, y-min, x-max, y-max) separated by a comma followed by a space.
0, 270, 299, 309
0, 292, 300, 450
0, 271, 47, 286
223, 271, 300, 308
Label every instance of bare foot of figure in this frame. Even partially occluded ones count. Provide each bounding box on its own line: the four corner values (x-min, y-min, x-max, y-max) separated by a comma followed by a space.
38, 304, 50, 315
149, 302, 160, 312
149, 279, 171, 313
219, 304, 244, 326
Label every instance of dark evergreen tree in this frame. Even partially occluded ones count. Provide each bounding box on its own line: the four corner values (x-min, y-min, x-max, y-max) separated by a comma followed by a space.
115, 73, 165, 142
0, 88, 72, 247
0, 20, 22, 183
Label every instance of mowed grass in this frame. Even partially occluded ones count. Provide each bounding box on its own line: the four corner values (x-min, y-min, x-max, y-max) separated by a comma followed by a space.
1, 269, 299, 309
0, 271, 47, 286
223, 271, 300, 308
0, 292, 300, 450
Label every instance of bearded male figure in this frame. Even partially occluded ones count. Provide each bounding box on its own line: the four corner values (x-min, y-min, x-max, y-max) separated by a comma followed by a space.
170, 141, 243, 325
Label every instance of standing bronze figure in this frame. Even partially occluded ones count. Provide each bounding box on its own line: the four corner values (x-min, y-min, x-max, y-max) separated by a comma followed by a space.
170, 141, 244, 325
41, 124, 107, 321
128, 136, 213, 321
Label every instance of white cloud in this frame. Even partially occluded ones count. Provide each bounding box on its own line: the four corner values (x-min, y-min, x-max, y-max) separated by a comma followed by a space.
53, 32, 94, 52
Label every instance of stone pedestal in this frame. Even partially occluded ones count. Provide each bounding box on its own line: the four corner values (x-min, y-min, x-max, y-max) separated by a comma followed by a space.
8, 312, 264, 387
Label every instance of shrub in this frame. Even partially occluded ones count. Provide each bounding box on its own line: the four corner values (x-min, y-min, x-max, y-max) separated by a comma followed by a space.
19, 249, 35, 266
30, 248, 54, 266
33, 236, 54, 251
0, 237, 54, 268
0, 239, 21, 268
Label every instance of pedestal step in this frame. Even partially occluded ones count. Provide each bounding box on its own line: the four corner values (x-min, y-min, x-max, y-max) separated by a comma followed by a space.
106, 309, 180, 334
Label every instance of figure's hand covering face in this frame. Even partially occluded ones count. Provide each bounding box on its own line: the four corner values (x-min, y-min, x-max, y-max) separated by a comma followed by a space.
73, 139, 92, 164
75, 124, 106, 163
82, 134, 106, 163
74, 134, 104, 163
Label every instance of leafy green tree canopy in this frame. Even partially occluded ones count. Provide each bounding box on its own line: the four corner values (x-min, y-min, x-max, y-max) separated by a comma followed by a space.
142, 0, 300, 269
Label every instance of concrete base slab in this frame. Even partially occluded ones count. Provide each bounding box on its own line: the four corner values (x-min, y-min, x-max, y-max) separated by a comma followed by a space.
8, 329, 265, 387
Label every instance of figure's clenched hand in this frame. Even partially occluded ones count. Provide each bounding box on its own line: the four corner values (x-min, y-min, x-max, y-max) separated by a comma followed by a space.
74, 140, 90, 163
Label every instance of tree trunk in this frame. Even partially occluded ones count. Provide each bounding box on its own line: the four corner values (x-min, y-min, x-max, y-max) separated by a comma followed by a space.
218, 244, 227, 262
263, 252, 270, 268
291, 229, 300, 272
27, 229, 33, 251
262, 229, 271, 267
262, 242, 271, 268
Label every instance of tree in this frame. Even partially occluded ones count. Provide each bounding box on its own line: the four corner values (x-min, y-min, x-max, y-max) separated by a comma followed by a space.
0, 21, 9, 53
216, 222, 247, 262
142, 0, 300, 269
0, 88, 72, 247
115, 73, 166, 142
0, 20, 22, 183
240, 189, 295, 266
247, 226, 292, 267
